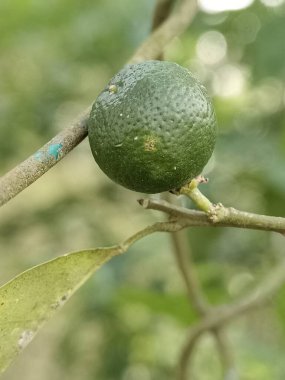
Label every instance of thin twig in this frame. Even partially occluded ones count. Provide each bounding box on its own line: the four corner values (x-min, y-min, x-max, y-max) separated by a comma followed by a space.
170, 229, 208, 314
119, 220, 185, 253
151, 0, 177, 60
152, 0, 177, 31
177, 256, 285, 379
131, 0, 197, 64
213, 330, 237, 380
138, 198, 285, 235
168, 207, 236, 379
0, 0, 197, 208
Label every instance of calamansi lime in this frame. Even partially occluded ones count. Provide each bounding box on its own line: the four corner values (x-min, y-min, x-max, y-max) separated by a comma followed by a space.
88, 60, 217, 193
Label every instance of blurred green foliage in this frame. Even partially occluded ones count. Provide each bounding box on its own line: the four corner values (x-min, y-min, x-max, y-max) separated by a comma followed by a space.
1, 0, 285, 379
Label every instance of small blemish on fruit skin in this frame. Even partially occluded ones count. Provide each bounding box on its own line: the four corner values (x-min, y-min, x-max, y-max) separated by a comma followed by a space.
134, 136, 138, 141
144, 136, 158, 152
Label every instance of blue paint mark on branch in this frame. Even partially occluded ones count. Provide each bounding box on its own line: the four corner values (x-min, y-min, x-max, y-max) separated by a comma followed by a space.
48, 143, 63, 160
34, 144, 63, 163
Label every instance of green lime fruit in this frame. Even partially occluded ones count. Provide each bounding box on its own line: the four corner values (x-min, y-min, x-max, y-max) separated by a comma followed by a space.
88, 60, 217, 193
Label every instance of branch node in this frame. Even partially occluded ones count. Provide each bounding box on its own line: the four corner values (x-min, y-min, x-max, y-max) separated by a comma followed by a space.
137, 198, 148, 208
208, 203, 227, 223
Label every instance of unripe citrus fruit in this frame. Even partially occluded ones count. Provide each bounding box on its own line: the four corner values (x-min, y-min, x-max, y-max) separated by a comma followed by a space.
88, 60, 217, 193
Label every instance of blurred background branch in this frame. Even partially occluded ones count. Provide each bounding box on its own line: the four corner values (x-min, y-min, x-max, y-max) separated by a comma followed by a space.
131, 0, 197, 63
152, 0, 177, 31
151, 0, 177, 60
170, 229, 237, 380
178, 255, 285, 379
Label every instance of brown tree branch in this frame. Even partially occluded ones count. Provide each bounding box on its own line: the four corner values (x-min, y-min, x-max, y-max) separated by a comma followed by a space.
213, 330, 237, 380
0, 0, 197, 208
152, 0, 177, 31
138, 198, 285, 235
151, 0, 177, 60
131, 0, 197, 64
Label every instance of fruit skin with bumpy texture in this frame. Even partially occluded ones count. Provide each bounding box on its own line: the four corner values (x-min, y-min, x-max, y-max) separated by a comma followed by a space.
88, 60, 217, 194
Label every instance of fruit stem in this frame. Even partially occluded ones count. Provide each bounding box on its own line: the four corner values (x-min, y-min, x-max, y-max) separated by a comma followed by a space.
179, 176, 215, 213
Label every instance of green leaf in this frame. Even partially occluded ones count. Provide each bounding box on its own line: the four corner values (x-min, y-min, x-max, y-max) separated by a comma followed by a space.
0, 246, 119, 374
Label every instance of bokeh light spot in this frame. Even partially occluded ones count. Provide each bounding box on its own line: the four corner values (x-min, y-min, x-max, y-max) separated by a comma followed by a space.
260, 0, 285, 6
196, 31, 227, 65
198, 0, 255, 13
212, 64, 246, 98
